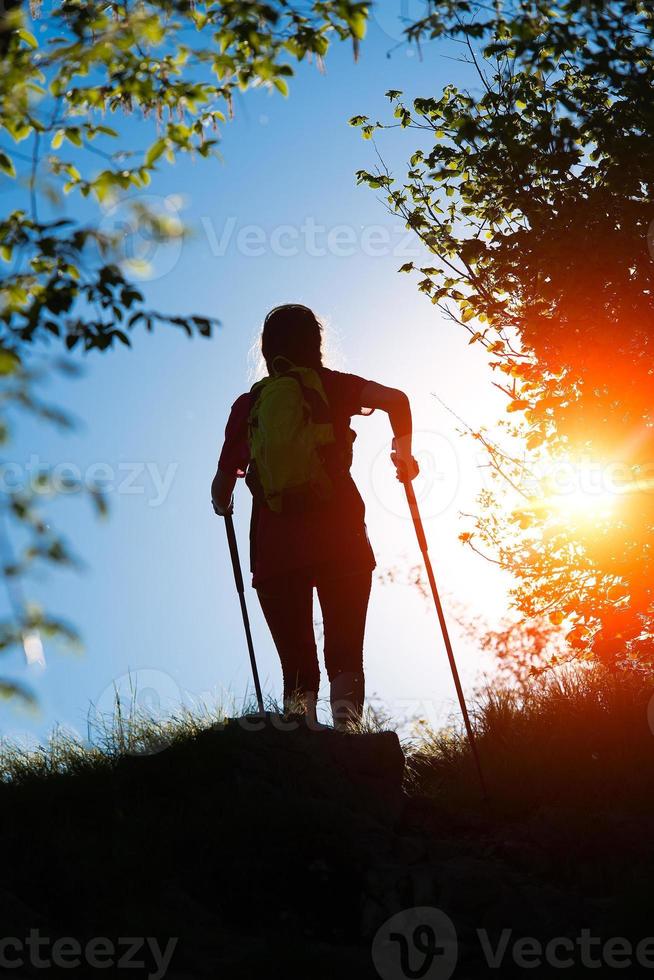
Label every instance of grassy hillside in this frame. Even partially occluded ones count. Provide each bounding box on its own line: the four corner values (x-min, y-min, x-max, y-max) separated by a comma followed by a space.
2, 666, 654, 978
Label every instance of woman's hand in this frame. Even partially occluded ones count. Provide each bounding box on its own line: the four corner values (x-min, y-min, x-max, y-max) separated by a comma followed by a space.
391, 438, 419, 483
212, 496, 234, 517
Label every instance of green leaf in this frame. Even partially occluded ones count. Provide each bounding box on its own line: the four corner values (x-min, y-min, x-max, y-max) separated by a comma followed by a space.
66, 127, 82, 147
18, 28, 38, 48
349, 11, 367, 40
144, 139, 167, 168
0, 153, 15, 177
0, 349, 20, 375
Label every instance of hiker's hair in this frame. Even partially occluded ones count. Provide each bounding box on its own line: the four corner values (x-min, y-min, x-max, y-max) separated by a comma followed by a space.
261, 304, 323, 373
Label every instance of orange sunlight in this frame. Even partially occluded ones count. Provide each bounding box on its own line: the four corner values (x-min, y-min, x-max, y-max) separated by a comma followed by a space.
545, 460, 618, 521
537, 457, 653, 525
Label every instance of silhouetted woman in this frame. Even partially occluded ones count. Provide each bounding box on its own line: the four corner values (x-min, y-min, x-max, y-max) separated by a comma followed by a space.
211, 304, 418, 728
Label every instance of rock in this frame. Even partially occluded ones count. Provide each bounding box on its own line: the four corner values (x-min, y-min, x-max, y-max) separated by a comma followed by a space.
427, 837, 464, 863
438, 856, 508, 913
360, 895, 388, 939
395, 834, 428, 864
409, 863, 439, 905
362, 861, 409, 919
480, 878, 579, 937
0, 887, 45, 934
221, 716, 405, 819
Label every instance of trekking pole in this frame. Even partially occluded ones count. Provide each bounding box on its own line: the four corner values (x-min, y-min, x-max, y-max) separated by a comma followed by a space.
224, 513, 265, 715
400, 474, 488, 800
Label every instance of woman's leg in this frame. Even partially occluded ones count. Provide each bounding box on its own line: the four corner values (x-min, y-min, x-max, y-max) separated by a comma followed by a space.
256, 569, 320, 716
315, 567, 372, 730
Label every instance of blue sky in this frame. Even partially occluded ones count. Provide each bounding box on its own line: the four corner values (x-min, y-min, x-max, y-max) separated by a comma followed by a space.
2, 6, 510, 744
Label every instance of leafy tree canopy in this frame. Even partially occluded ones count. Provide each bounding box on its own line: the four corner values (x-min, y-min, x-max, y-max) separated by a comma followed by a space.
1, 0, 367, 354
0, 0, 367, 678
354, 0, 654, 667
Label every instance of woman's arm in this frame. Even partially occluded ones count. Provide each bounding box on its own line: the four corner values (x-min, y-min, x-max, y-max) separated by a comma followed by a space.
211, 467, 236, 516
211, 392, 250, 516
360, 381, 419, 481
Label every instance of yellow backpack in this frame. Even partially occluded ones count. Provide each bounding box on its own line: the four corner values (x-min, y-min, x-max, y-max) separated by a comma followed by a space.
247, 358, 335, 513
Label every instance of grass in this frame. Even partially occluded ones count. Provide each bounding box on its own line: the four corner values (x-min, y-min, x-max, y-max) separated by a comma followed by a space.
0, 680, 402, 786
0, 688, 227, 786
407, 662, 654, 830
3, 662, 653, 807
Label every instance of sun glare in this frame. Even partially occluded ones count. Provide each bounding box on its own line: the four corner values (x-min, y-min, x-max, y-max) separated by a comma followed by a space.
543, 460, 621, 522
552, 484, 616, 518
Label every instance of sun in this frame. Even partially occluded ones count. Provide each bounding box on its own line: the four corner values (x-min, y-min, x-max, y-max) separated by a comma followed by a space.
542, 459, 621, 522
552, 484, 616, 519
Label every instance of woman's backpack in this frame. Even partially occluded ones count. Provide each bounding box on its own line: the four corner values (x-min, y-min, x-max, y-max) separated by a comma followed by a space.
247, 358, 335, 513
